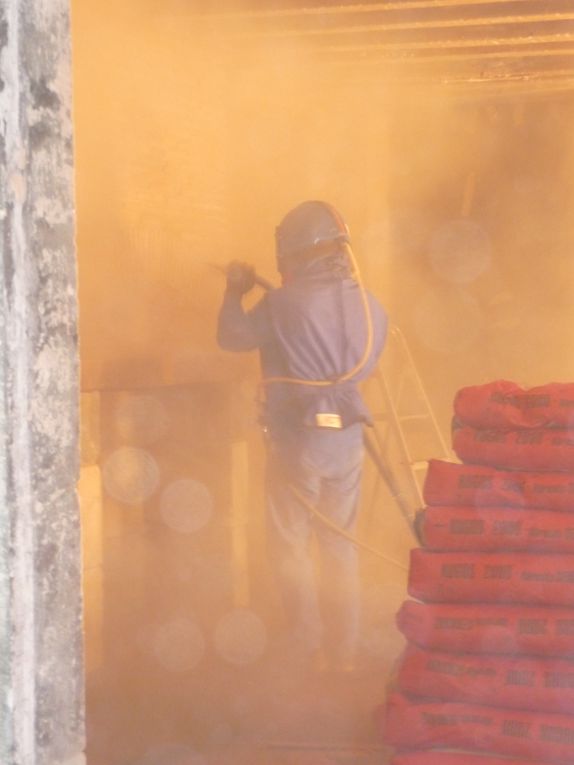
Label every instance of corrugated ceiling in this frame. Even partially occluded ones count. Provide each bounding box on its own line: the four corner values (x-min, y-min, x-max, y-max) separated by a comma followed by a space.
204, 0, 574, 96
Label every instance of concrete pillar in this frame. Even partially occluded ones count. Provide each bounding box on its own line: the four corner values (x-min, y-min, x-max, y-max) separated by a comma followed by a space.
0, 0, 84, 764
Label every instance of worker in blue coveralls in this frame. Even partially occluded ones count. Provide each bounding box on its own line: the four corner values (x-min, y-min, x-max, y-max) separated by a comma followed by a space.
217, 201, 388, 671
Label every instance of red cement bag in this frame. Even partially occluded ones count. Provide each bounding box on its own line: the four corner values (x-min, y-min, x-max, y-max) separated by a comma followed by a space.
452, 425, 574, 473
408, 549, 574, 606
418, 506, 574, 553
392, 753, 555, 765
397, 600, 574, 658
423, 460, 574, 511
454, 381, 574, 430
397, 646, 574, 714
382, 692, 574, 764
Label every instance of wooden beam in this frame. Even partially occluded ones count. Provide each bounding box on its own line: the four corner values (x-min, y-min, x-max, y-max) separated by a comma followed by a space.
319, 32, 574, 54
322, 48, 574, 74
233, 12, 574, 40
340, 70, 574, 87
323, 47, 574, 67
204, 0, 572, 22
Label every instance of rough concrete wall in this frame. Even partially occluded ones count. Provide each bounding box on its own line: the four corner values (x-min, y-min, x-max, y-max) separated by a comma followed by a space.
0, 0, 84, 764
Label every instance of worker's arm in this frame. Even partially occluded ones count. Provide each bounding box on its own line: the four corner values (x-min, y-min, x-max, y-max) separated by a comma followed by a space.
216, 261, 274, 351
216, 290, 272, 351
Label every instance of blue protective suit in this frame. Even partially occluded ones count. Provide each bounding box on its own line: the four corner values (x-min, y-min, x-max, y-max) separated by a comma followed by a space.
217, 254, 388, 660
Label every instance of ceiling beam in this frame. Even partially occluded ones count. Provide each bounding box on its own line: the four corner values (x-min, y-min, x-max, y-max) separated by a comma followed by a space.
323, 47, 574, 66
234, 12, 574, 40
317, 32, 574, 53
340, 71, 574, 88
204, 0, 572, 21
345, 66, 574, 80
341, 74, 574, 93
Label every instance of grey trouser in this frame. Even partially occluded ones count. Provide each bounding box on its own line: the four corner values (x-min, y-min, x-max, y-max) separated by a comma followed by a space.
266, 423, 364, 657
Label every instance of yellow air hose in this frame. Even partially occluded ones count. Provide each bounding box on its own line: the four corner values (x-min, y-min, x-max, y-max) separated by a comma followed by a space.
259, 244, 410, 569
261, 242, 374, 388
288, 483, 408, 570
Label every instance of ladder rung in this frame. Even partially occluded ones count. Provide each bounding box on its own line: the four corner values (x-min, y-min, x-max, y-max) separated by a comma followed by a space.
372, 413, 429, 422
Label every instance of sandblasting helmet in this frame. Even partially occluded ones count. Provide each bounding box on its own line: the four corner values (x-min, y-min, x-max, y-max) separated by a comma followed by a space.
275, 201, 350, 263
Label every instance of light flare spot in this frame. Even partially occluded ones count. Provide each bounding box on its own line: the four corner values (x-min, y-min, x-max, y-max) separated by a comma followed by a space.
428, 219, 491, 284
160, 479, 213, 533
102, 447, 160, 505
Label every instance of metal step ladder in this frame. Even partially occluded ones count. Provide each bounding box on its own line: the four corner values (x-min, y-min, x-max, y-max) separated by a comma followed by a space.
362, 324, 454, 536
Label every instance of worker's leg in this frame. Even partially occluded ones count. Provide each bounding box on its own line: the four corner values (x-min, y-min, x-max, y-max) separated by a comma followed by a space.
310, 424, 364, 663
266, 430, 323, 653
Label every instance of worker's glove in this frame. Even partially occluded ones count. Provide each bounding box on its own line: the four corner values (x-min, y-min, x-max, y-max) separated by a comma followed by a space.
225, 260, 256, 296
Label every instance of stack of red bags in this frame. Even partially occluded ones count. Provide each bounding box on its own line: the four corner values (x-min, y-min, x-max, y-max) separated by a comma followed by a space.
381, 381, 574, 765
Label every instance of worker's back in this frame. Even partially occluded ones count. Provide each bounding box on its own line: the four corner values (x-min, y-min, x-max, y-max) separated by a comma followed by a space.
262, 254, 388, 431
